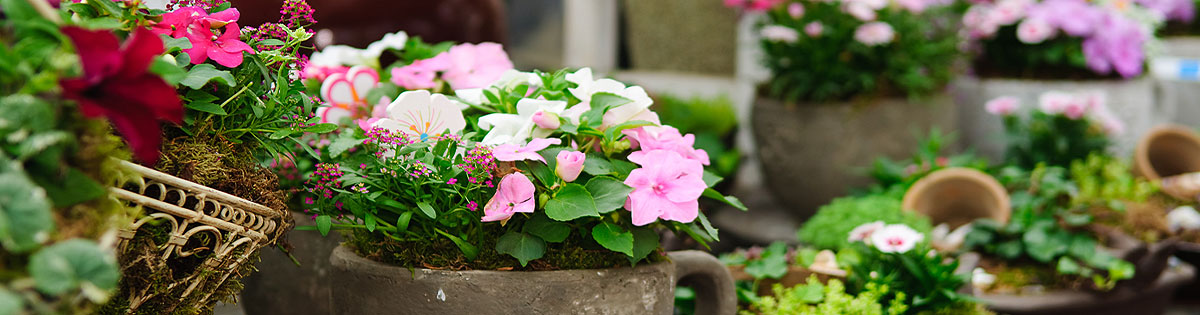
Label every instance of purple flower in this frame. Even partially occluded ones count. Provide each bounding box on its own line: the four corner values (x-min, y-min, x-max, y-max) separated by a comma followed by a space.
491, 138, 562, 163
1028, 0, 1101, 36
1082, 11, 1147, 78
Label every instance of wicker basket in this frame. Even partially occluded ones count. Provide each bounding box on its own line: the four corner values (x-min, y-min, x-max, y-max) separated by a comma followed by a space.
109, 159, 291, 312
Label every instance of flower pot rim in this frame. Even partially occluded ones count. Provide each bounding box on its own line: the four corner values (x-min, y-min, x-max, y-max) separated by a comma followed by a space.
331, 244, 672, 275
966, 75, 1149, 84
1134, 124, 1200, 181
976, 262, 1194, 311
901, 167, 1011, 226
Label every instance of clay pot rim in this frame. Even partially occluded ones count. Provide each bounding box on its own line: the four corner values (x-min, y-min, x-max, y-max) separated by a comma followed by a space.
1133, 124, 1200, 181
901, 167, 1012, 225
331, 245, 671, 276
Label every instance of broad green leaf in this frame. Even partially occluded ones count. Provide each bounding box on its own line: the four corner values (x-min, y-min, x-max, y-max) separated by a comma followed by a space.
592, 222, 634, 256
0, 166, 54, 253
150, 58, 187, 85
180, 64, 236, 89
581, 92, 631, 127
268, 129, 293, 140
27, 239, 119, 296
365, 214, 377, 232
526, 161, 557, 187
416, 201, 437, 219
185, 101, 227, 115
523, 214, 571, 243
585, 176, 633, 213
437, 229, 479, 261
702, 171, 723, 188
610, 159, 638, 176
696, 212, 720, 242
1057, 257, 1081, 275
702, 188, 747, 211
396, 212, 413, 234
315, 215, 332, 236
327, 135, 360, 158
30, 168, 105, 207
0, 288, 21, 315
161, 35, 192, 53
744, 242, 788, 279
496, 231, 546, 266
629, 227, 659, 264
582, 153, 614, 175
545, 183, 599, 221
304, 123, 338, 134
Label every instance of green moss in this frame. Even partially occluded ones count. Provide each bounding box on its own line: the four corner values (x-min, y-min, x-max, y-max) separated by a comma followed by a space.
347, 227, 660, 271
798, 195, 932, 250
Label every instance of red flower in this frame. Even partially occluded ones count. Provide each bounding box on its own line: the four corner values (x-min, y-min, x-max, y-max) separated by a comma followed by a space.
60, 27, 183, 164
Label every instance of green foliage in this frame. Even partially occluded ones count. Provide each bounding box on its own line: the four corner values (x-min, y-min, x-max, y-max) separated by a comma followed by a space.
964, 165, 1135, 290
758, 1, 960, 102
1002, 111, 1111, 170
798, 195, 932, 250
847, 242, 970, 314
742, 277, 907, 315
652, 94, 741, 179
973, 30, 1100, 79
868, 129, 989, 193
1068, 154, 1158, 210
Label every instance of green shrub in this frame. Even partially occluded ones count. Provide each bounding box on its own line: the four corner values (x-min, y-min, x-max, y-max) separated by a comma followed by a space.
741, 277, 907, 315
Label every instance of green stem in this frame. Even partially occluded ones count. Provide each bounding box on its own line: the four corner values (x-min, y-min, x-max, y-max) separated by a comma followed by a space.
24, 0, 61, 24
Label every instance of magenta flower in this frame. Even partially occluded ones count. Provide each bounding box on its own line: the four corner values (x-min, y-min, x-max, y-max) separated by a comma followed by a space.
482, 173, 536, 222
555, 151, 586, 182
441, 42, 514, 90
491, 138, 562, 163
531, 111, 561, 130
59, 27, 183, 164
623, 126, 710, 165
623, 150, 707, 226
152, 7, 250, 67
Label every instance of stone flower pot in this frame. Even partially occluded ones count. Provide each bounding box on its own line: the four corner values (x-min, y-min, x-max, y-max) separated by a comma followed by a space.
901, 167, 1010, 228
952, 76, 1167, 161
240, 211, 343, 315
328, 246, 736, 314
751, 94, 957, 219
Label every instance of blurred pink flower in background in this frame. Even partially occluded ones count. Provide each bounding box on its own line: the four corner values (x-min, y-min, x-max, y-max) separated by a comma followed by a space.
441, 42, 515, 90
854, 22, 895, 46
985, 96, 1021, 115
760, 25, 799, 43
804, 22, 825, 37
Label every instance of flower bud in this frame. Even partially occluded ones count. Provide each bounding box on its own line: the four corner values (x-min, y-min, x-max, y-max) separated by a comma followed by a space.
555, 150, 586, 182
532, 111, 561, 130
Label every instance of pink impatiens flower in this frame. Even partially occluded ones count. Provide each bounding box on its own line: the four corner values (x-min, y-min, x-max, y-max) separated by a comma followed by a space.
623, 150, 707, 226
984, 96, 1021, 115
623, 126, 710, 165
491, 138, 562, 163
441, 42, 515, 90
390, 53, 451, 90
555, 150, 586, 182
482, 173, 536, 222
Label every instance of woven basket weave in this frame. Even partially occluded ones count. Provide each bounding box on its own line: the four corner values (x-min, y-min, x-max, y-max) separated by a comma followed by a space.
109, 159, 291, 312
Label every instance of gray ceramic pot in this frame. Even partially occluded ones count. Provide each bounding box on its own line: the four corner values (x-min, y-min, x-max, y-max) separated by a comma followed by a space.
329, 246, 736, 315
240, 212, 343, 315
952, 77, 1166, 161
751, 94, 957, 219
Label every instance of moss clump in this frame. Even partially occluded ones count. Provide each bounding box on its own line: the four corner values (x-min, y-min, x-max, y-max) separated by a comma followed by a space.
798, 195, 932, 250
979, 258, 1087, 294
348, 227, 660, 271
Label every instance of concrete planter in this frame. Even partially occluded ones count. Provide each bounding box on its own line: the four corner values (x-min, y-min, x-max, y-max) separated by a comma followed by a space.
1156, 36, 1200, 127
329, 246, 736, 315
621, 0, 738, 75
952, 77, 1166, 161
240, 211, 343, 315
751, 95, 957, 219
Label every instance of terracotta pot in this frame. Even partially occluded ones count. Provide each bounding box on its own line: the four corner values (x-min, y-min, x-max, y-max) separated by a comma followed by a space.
901, 167, 1010, 228
751, 94, 957, 219
1133, 124, 1200, 180
952, 77, 1166, 161
328, 246, 736, 315
240, 211, 344, 315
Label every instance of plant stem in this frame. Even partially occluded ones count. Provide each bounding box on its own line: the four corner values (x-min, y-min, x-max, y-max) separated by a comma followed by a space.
24, 0, 61, 24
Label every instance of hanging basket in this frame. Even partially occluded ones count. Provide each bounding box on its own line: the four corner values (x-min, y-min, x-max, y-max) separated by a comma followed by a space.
108, 159, 291, 313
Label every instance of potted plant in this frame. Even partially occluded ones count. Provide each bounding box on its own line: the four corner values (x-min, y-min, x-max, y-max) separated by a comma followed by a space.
735, 0, 962, 218
303, 67, 743, 314
955, 0, 1167, 159
0, 1, 153, 311
31, 0, 339, 312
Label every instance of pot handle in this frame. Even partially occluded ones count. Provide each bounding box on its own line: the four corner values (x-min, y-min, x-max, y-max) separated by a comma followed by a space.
669, 250, 736, 315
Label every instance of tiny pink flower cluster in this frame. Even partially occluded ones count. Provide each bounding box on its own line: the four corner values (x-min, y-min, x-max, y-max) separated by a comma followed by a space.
985, 90, 1125, 135
460, 144, 499, 186
308, 163, 344, 199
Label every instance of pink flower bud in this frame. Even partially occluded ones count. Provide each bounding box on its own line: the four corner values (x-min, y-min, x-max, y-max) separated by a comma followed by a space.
555, 150, 586, 182
532, 111, 561, 130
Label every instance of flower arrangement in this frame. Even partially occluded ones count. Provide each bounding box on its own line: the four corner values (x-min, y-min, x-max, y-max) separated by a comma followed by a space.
305, 66, 744, 269
844, 222, 975, 314
988, 90, 1124, 169
964, 0, 1163, 79
736, 0, 960, 102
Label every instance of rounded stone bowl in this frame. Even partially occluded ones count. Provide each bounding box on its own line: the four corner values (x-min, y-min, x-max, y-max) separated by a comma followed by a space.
329, 245, 736, 315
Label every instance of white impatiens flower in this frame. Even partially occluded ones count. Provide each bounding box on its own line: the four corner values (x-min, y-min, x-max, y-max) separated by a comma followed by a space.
477, 98, 569, 145
310, 45, 373, 68
930, 223, 973, 253
365, 31, 408, 60
1168, 206, 1200, 233
848, 221, 885, 242
869, 224, 925, 253
455, 69, 542, 106
563, 68, 660, 129
371, 90, 467, 139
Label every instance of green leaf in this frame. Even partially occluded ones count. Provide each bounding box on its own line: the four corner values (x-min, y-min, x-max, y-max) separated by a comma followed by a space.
365, 214, 377, 232
180, 63, 236, 89
526, 161, 557, 187
0, 166, 54, 253
304, 123, 338, 134
581, 92, 631, 127
0, 288, 22, 315
592, 222, 634, 256
436, 229, 479, 261
185, 101, 228, 115
582, 153, 614, 175
496, 231, 546, 266
545, 183, 600, 221
30, 168, 105, 207
256, 39, 285, 46
161, 35, 192, 53
27, 239, 119, 296
629, 227, 660, 264
1057, 257, 1081, 275
696, 212, 720, 242
610, 159, 638, 176
416, 201, 437, 219
150, 58, 187, 85
584, 176, 634, 213
315, 215, 332, 236
395, 212, 413, 234
744, 242, 788, 279
523, 215, 571, 243
268, 129, 294, 140
327, 135, 360, 158
603, 120, 655, 143
702, 188, 747, 211
702, 171, 723, 188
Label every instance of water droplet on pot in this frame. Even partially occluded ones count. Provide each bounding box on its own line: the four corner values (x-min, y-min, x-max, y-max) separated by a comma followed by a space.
436, 289, 446, 301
